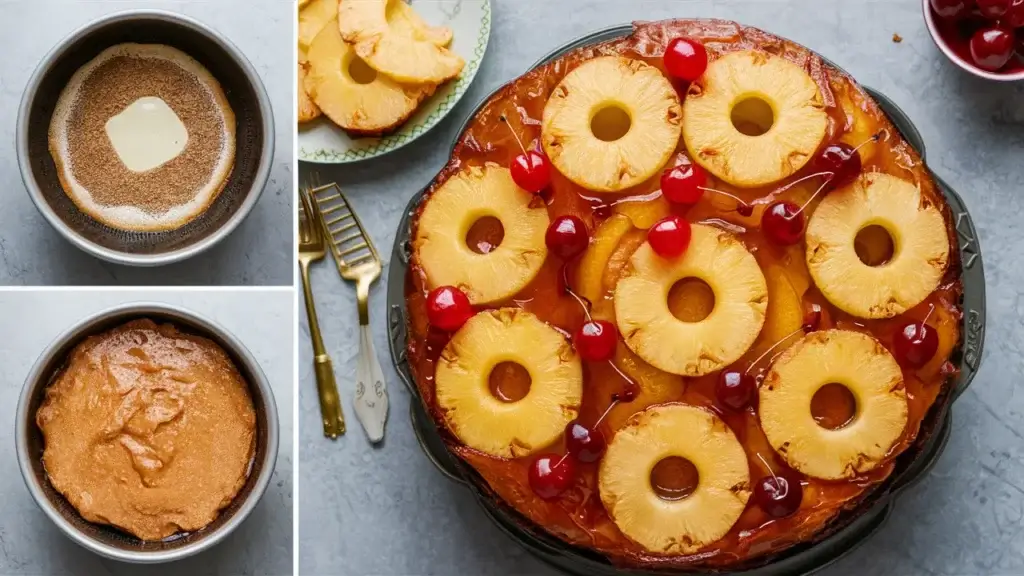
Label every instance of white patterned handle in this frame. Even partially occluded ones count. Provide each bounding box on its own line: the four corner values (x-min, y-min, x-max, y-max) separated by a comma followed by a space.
355, 324, 389, 443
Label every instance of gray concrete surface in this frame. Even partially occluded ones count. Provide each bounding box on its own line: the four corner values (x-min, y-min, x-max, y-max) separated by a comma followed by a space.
0, 0, 293, 286
299, 0, 1023, 574
0, 290, 294, 575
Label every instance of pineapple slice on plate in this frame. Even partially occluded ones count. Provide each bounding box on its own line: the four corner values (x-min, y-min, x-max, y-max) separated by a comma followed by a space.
299, 0, 337, 52
305, 19, 433, 135
414, 164, 549, 305
389, 0, 453, 47
339, 0, 464, 84
436, 309, 583, 458
614, 224, 767, 376
297, 62, 321, 123
542, 57, 682, 193
599, 404, 750, 555
806, 173, 949, 319
759, 330, 908, 480
683, 50, 828, 188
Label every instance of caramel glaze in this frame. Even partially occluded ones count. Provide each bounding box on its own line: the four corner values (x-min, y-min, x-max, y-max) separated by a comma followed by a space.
37, 319, 256, 541
405, 19, 963, 569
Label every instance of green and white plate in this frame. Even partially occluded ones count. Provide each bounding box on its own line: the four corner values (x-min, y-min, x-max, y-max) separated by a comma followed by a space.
298, 0, 491, 164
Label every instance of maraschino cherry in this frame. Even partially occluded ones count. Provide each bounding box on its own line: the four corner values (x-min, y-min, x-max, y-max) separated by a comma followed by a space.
529, 454, 577, 500
574, 320, 617, 361
716, 371, 757, 411
930, 0, 973, 19
977, 0, 1011, 18
893, 305, 939, 368
753, 467, 803, 517
546, 215, 589, 259
426, 286, 473, 331
500, 114, 551, 193
1004, 1, 1024, 27
762, 201, 805, 245
660, 160, 755, 215
565, 420, 607, 463
648, 216, 692, 257
970, 26, 1016, 71
814, 143, 862, 190
802, 303, 824, 332
664, 38, 708, 81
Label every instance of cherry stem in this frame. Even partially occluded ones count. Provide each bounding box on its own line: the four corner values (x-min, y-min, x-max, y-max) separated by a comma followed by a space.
592, 400, 619, 430
499, 114, 529, 155
607, 359, 637, 389
793, 178, 832, 217
755, 452, 782, 488
920, 303, 936, 326
852, 130, 887, 155
555, 452, 569, 468
698, 186, 751, 210
771, 171, 835, 198
561, 265, 593, 322
745, 327, 805, 375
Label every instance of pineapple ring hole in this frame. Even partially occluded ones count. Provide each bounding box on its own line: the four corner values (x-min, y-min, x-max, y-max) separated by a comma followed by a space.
649, 456, 700, 501
854, 225, 896, 267
487, 361, 531, 403
730, 97, 775, 137
668, 278, 715, 323
590, 104, 632, 142
465, 216, 505, 254
347, 56, 378, 85
810, 383, 858, 430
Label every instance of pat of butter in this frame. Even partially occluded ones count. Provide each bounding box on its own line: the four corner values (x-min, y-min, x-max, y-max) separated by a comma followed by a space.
104, 96, 188, 173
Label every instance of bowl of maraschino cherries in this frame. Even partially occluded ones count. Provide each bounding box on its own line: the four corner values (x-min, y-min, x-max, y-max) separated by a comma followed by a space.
925, 0, 1024, 80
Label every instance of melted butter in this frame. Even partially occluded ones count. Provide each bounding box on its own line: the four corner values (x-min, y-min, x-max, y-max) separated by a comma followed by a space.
104, 96, 188, 172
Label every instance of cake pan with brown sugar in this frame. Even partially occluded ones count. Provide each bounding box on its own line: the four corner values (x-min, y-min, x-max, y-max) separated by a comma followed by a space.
388, 19, 987, 574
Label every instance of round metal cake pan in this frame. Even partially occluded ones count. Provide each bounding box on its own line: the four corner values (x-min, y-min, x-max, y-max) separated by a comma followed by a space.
15, 302, 280, 563
386, 23, 986, 576
16, 10, 275, 266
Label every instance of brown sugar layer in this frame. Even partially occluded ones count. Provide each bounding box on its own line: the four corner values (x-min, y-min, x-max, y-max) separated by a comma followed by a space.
36, 319, 256, 541
48, 44, 236, 232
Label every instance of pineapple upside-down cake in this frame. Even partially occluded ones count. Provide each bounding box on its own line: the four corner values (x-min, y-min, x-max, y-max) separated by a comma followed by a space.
405, 18, 963, 569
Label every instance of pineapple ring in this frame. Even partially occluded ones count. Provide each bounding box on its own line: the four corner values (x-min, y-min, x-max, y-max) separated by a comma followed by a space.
305, 19, 432, 135
759, 330, 908, 480
435, 309, 583, 458
806, 173, 950, 319
414, 164, 549, 305
682, 50, 828, 188
542, 56, 682, 192
599, 404, 751, 555
614, 224, 768, 376
339, 0, 464, 84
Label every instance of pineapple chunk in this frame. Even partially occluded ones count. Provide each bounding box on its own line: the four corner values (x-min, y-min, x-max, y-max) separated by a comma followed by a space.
576, 214, 633, 304
806, 173, 949, 319
542, 57, 682, 192
614, 224, 767, 376
305, 19, 432, 135
339, 0, 464, 84
759, 330, 908, 479
758, 264, 803, 353
683, 50, 828, 188
599, 404, 750, 554
414, 164, 549, 304
436, 309, 583, 458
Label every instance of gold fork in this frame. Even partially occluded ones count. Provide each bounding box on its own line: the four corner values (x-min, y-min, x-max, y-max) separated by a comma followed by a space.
309, 181, 389, 443
298, 185, 346, 439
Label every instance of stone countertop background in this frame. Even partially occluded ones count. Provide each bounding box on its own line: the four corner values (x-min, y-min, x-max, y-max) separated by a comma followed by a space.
299, 0, 1021, 575
0, 0, 293, 286
0, 290, 294, 575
